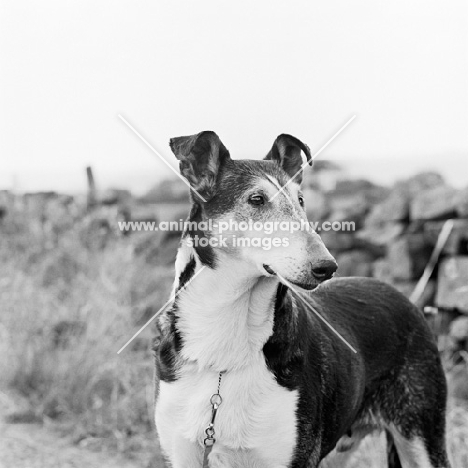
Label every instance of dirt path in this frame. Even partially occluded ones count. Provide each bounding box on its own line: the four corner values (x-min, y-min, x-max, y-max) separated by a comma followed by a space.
0, 392, 142, 468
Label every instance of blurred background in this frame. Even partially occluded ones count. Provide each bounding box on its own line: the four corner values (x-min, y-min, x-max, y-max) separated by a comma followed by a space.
0, 1, 467, 467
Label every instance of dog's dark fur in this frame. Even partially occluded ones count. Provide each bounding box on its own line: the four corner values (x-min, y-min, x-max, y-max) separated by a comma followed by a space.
154, 131, 450, 468
264, 279, 449, 467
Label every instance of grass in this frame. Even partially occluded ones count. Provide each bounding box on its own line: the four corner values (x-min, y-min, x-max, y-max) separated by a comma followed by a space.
1, 210, 468, 467
0, 213, 173, 464
447, 400, 468, 468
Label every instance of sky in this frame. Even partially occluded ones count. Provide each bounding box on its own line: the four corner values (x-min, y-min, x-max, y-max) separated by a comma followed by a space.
1, 0, 467, 194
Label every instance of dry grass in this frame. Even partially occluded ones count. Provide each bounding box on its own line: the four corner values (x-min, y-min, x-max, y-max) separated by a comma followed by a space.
0, 216, 172, 464
446, 400, 468, 468
1, 213, 467, 467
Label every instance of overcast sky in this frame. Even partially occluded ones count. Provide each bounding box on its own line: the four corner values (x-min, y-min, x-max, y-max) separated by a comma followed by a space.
1, 1, 467, 194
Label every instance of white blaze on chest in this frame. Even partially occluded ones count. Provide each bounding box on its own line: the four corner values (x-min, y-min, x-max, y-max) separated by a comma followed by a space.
175, 260, 279, 371
156, 253, 298, 467
156, 356, 299, 467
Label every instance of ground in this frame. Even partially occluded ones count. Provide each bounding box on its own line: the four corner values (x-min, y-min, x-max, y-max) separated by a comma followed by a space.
0, 391, 144, 468
2, 389, 468, 468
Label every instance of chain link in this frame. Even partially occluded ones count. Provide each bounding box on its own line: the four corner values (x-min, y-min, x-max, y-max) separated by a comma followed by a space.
203, 371, 225, 447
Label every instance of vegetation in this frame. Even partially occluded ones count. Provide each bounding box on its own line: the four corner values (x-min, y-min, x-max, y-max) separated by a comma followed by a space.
0, 205, 467, 467
0, 210, 172, 465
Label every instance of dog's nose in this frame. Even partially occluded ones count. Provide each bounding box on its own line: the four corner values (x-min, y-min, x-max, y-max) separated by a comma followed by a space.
311, 259, 338, 282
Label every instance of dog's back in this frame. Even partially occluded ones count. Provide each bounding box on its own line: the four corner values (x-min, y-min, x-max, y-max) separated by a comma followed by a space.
267, 277, 448, 466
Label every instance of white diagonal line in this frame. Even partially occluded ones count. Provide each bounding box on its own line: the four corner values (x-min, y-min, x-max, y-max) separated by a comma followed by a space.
410, 219, 454, 304
117, 266, 206, 354
118, 114, 207, 203
276, 273, 358, 354
269, 115, 357, 202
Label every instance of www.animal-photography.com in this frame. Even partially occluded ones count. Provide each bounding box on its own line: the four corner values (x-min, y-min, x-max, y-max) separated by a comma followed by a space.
1, 2, 468, 468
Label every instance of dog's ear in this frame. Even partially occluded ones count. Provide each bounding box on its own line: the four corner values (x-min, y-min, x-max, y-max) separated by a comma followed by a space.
264, 134, 312, 185
169, 131, 231, 202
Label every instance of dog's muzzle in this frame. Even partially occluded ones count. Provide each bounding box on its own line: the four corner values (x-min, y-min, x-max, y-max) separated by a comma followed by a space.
263, 260, 337, 290
310, 259, 338, 282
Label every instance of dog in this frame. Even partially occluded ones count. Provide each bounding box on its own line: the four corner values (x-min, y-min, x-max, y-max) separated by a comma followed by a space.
153, 131, 450, 468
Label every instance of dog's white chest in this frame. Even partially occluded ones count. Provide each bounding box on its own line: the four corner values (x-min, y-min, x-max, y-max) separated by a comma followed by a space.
155, 357, 298, 468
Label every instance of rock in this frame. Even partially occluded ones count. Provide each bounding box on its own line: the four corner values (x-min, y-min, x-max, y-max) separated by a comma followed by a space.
365, 189, 409, 226
405, 172, 446, 195
436, 257, 468, 313
352, 238, 387, 258
357, 223, 405, 247
325, 180, 388, 229
424, 220, 468, 255
0, 190, 14, 222
100, 188, 132, 206
426, 308, 460, 338
335, 250, 374, 277
411, 186, 458, 220
327, 192, 369, 229
447, 364, 468, 401
333, 179, 386, 197
449, 316, 468, 341
392, 280, 436, 309
304, 188, 330, 221
365, 172, 445, 227
319, 231, 357, 252
387, 233, 432, 280
456, 186, 468, 218
372, 259, 393, 283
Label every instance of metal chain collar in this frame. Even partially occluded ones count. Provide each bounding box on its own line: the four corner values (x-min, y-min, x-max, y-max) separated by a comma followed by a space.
202, 371, 225, 468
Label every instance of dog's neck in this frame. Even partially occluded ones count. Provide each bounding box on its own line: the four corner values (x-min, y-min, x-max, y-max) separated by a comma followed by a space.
174, 245, 280, 372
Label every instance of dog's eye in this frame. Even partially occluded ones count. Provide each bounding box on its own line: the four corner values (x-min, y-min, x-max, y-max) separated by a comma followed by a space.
298, 195, 305, 207
248, 195, 265, 206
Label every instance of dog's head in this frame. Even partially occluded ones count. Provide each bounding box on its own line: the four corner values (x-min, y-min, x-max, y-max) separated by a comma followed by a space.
170, 131, 337, 290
